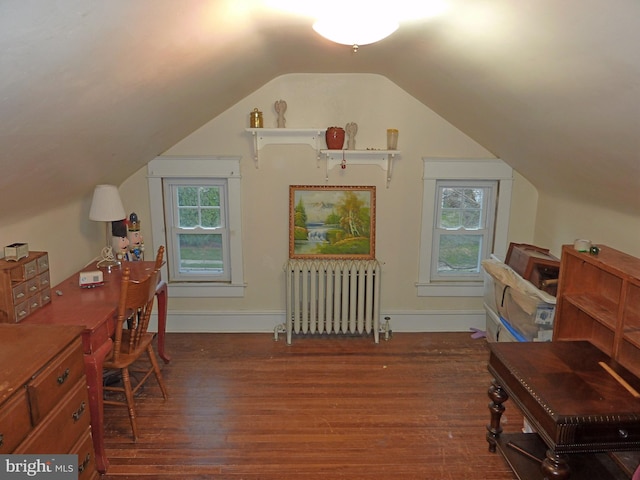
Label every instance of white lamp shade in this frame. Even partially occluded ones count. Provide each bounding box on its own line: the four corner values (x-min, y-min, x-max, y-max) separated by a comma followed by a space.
89, 184, 126, 221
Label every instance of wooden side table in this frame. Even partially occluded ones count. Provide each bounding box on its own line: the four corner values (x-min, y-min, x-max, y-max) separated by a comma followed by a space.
487, 341, 640, 479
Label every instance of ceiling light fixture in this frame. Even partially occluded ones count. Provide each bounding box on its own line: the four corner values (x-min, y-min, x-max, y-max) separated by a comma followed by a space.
265, 0, 448, 52
312, 17, 399, 52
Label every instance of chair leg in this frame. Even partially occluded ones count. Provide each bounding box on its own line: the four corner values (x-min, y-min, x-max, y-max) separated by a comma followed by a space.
121, 367, 139, 441
147, 345, 169, 400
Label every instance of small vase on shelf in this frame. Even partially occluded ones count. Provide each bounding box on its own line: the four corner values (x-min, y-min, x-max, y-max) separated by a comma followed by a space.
326, 126, 345, 149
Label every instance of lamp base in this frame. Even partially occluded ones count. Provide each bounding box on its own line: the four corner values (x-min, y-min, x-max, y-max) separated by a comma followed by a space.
96, 257, 121, 273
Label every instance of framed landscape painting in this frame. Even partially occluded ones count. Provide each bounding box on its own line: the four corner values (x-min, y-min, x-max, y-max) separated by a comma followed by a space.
289, 185, 376, 259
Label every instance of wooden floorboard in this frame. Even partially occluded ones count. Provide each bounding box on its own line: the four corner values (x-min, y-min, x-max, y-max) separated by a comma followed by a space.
101, 332, 523, 479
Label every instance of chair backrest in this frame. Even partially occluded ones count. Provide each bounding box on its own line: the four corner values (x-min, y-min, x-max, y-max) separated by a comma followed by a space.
154, 245, 165, 270
112, 266, 160, 361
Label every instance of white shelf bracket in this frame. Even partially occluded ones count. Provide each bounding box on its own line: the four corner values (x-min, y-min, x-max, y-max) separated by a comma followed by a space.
321, 150, 400, 187
246, 128, 326, 169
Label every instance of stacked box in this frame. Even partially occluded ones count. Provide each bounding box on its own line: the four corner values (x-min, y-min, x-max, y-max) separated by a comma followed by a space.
482, 258, 556, 342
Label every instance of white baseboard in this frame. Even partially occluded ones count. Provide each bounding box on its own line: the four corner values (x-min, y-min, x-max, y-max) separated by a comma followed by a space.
150, 309, 486, 334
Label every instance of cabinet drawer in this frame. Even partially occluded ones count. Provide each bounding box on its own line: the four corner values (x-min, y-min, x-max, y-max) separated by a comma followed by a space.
12, 282, 27, 303
13, 299, 30, 323
15, 379, 90, 454
0, 389, 31, 454
37, 254, 49, 274
27, 337, 85, 424
71, 428, 98, 480
25, 277, 39, 297
38, 271, 50, 290
40, 288, 52, 307
10, 258, 38, 282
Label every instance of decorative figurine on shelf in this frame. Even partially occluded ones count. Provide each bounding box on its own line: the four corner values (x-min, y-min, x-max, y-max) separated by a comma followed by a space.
126, 212, 145, 261
345, 122, 358, 150
111, 219, 130, 262
274, 99, 287, 128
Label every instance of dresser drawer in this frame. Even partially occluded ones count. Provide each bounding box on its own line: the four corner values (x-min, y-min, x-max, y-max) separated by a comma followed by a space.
0, 389, 31, 454
15, 379, 90, 454
71, 428, 99, 480
27, 337, 85, 424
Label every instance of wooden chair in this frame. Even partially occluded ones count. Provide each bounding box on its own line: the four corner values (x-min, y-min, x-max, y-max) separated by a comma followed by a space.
103, 265, 168, 441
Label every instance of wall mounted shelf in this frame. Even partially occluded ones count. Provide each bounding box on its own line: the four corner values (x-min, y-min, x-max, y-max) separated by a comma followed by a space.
320, 150, 401, 187
245, 129, 400, 186
246, 128, 324, 167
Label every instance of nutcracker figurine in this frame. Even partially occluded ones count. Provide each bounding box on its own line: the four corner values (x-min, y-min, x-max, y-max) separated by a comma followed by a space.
111, 219, 130, 262
126, 212, 145, 261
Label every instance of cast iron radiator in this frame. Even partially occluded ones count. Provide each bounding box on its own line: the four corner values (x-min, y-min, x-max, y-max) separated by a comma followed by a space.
279, 259, 381, 344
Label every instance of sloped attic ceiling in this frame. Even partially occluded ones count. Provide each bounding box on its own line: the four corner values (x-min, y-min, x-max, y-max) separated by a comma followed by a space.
0, 0, 638, 223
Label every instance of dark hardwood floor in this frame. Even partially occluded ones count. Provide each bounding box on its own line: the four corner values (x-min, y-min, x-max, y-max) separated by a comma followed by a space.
101, 332, 523, 479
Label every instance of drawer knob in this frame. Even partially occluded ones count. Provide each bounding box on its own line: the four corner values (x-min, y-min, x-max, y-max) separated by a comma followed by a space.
72, 401, 86, 422
57, 368, 70, 384
619, 429, 629, 438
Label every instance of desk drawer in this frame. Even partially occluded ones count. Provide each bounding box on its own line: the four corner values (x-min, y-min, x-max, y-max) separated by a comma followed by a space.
0, 389, 31, 454
27, 337, 85, 424
569, 422, 640, 446
15, 379, 90, 454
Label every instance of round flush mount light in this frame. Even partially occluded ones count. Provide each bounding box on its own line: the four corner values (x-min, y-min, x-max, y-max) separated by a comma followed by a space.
312, 17, 399, 49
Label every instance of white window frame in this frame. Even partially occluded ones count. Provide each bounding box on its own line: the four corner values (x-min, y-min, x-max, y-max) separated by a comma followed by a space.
164, 178, 231, 282
148, 156, 245, 298
417, 158, 512, 297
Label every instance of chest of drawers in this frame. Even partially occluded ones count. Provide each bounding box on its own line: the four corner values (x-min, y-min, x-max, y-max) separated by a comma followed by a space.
0, 324, 99, 480
0, 251, 51, 323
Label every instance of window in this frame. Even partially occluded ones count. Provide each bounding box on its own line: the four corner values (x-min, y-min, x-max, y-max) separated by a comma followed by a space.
432, 180, 496, 281
164, 179, 230, 282
147, 156, 245, 298
417, 158, 512, 297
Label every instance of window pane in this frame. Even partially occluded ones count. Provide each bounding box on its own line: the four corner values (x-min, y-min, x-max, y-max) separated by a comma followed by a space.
437, 234, 482, 274
179, 208, 199, 228
440, 187, 484, 229
178, 234, 224, 273
177, 187, 199, 206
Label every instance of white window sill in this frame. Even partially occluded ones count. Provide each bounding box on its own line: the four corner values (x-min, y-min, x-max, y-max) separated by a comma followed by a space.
168, 283, 246, 298
416, 282, 483, 297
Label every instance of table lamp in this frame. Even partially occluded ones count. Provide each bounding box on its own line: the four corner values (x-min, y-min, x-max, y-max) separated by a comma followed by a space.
89, 184, 126, 271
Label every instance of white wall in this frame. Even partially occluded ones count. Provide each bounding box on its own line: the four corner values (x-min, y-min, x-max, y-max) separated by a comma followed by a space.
121, 73, 539, 333
534, 192, 640, 259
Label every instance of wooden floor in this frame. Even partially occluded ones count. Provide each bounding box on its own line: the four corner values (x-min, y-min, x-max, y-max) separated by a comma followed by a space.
101, 332, 523, 479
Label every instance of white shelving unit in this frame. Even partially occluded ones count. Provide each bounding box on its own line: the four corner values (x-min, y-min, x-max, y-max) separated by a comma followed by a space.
320, 149, 400, 187
245, 128, 324, 167
245, 128, 401, 186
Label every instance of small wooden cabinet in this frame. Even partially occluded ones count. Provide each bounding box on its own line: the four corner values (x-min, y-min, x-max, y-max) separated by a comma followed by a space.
0, 324, 99, 480
553, 244, 640, 377
0, 251, 51, 323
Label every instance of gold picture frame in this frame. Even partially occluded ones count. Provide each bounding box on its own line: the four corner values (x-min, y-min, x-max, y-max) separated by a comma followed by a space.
289, 185, 376, 259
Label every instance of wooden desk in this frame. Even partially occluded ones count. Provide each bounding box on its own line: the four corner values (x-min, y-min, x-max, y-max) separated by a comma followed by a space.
22, 261, 170, 474
487, 341, 640, 479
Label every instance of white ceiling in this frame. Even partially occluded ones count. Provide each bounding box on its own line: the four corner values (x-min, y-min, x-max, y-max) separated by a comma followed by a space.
1, 0, 638, 222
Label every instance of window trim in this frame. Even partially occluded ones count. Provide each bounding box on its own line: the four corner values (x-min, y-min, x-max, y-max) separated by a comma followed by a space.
417, 158, 513, 297
147, 156, 245, 298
